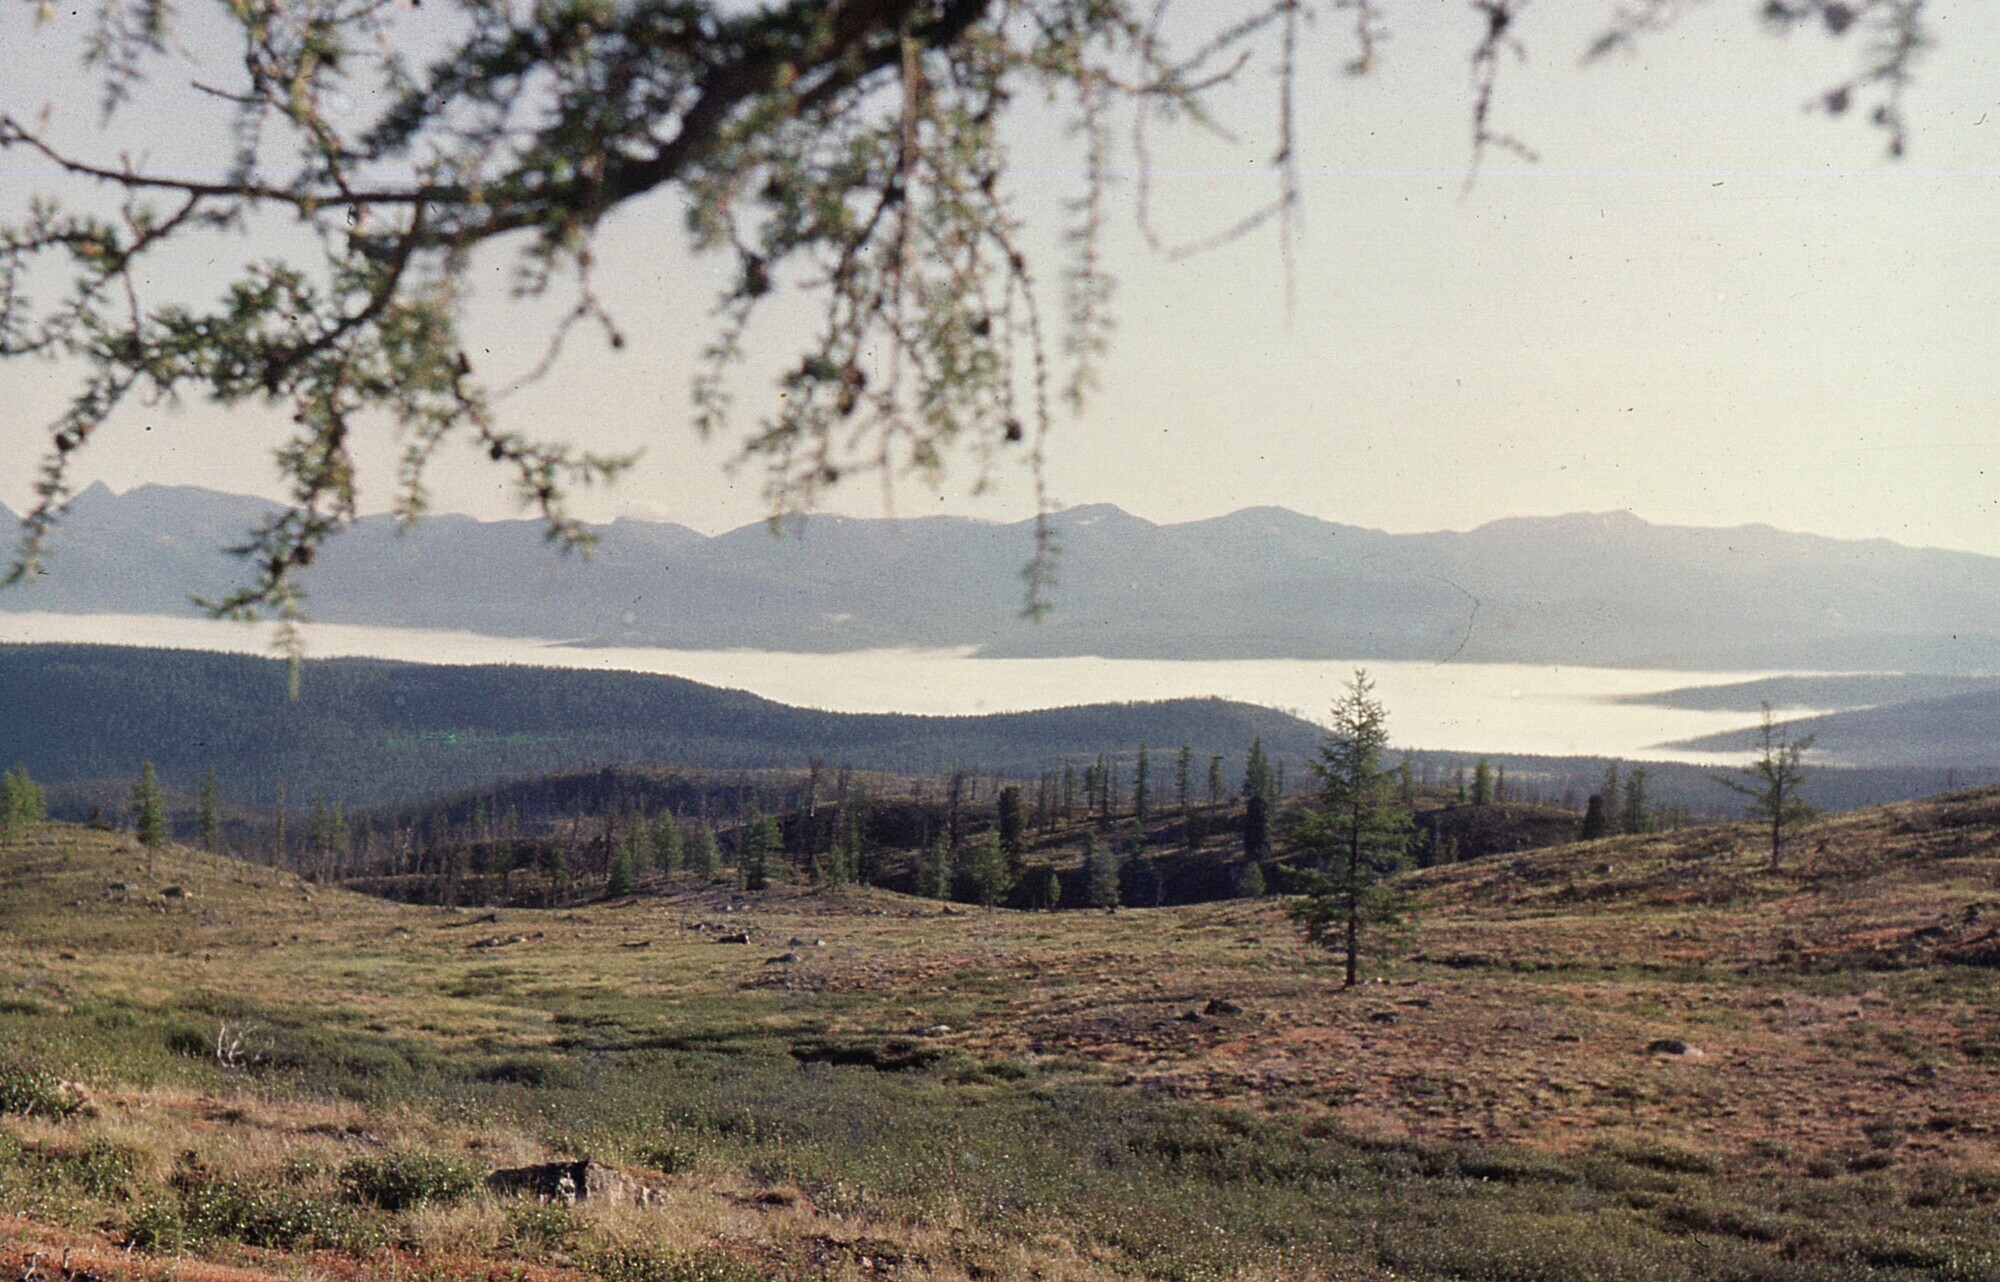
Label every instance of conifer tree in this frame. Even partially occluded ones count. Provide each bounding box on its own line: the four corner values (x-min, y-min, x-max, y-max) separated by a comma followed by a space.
1133, 745, 1150, 826
1208, 756, 1226, 809
741, 808, 782, 891
997, 785, 1026, 873
926, 835, 954, 900
132, 762, 167, 847
1082, 833, 1120, 909
1289, 671, 1414, 988
619, 815, 650, 884
197, 770, 221, 850
964, 830, 1014, 907
1176, 747, 1192, 816
689, 823, 722, 881
495, 807, 520, 897
652, 814, 684, 875
1621, 766, 1651, 835
1, 766, 47, 842
1716, 704, 1817, 871
1600, 762, 1624, 833
1471, 758, 1495, 806
1580, 794, 1610, 840
273, 777, 288, 870
1235, 859, 1267, 899
308, 794, 333, 860
606, 840, 635, 897
1243, 738, 1273, 805
328, 803, 350, 868
1125, 852, 1164, 907
1244, 792, 1271, 863
539, 833, 568, 905
827, 809, 862, 888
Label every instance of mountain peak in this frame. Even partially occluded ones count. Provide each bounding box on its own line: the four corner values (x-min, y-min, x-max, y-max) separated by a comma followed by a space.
65, 480, 118, 509
1471, 510, 1651, 536
1056, 502, 1152, 530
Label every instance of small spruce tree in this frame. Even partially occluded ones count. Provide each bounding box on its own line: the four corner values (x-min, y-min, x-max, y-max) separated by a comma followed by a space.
689, 822, 721, 881
1599, 761, 1624, 833
1243, 792, 1271, 863
328, 803, 350, 866
741, 809, 782, 891
997, 785, 1026, 874
1290, 671, 1414, 988
652, 814, 684, 875
1243, 738, 1273, 806
2, 766, 48, 842
1580, 793, 1610, 840
1083, 833, 1120, 909
606, 841, 635, 897
1620, 766, 1651, 835
132, 763, 168, 847
197, 769, 221, 850
964, 830, 1014, 907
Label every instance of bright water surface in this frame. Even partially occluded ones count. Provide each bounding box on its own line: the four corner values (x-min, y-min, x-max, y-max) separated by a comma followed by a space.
1, 611, 1830, 763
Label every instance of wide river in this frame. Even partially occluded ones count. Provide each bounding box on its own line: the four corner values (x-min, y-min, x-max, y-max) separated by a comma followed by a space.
1, 611, 1823, 763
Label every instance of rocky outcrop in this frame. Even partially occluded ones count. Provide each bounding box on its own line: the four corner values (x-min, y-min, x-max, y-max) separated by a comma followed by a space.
486, 1159, 666, 1207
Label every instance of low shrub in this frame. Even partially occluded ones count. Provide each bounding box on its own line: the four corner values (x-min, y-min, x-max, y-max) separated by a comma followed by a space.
167, 1176, 374, 1249
339, 1150, 480, 1211
0, 1059, 83, 1119
503, 1199, 581, 1253
37, 1140, 137, 1197
124, 1198, 188, 1251
637, 1140, 703, 1175
589, 1246, 778, 1282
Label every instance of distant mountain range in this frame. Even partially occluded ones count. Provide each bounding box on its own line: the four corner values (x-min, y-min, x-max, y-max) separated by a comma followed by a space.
11, 483, 2000, 670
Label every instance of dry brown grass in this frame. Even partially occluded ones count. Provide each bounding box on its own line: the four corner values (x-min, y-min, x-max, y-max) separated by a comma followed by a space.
3, 791, 2000, 1278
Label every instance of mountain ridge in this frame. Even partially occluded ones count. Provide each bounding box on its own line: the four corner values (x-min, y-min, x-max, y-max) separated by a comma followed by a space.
11, 485, 2000, 670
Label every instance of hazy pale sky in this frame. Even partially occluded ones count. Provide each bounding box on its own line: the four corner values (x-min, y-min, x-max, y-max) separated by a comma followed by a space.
4, 2, 1998, 550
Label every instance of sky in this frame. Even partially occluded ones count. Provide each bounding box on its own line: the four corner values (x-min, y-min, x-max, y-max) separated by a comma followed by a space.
4, 1, 1999, 552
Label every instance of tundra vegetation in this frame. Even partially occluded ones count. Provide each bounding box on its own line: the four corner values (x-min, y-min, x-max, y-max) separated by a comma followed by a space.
3, 758, 2000, 1279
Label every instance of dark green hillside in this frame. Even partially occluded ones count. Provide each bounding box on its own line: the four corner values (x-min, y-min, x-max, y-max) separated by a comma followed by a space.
0, 643, 1325, 807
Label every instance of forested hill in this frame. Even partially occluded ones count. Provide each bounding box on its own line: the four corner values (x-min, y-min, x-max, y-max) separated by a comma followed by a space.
0, 643, 1325, 807
1669, 685, 2000, 769
16, 483, 2000, 670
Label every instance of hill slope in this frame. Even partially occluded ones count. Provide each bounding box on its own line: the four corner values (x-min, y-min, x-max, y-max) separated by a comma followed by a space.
0, 642, 1326, 806
16, 482, 2000, 668
1669, 687, 2000, 768
3, 790, 1999, 1280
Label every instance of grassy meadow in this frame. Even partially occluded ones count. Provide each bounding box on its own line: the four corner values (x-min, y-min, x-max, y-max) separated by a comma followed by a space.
3, 791, 2000, 1280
